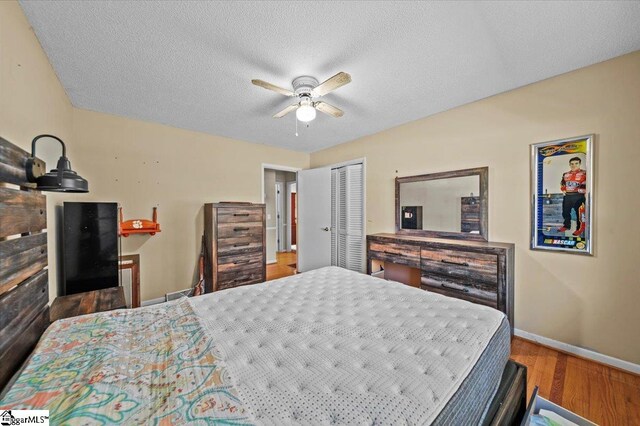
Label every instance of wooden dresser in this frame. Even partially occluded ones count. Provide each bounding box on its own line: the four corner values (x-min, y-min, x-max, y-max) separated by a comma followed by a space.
204, 203, 266, 292
367, 233, 514, 333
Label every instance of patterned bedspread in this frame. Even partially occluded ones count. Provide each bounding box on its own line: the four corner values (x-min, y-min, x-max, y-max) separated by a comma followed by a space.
0, 298, 251, 425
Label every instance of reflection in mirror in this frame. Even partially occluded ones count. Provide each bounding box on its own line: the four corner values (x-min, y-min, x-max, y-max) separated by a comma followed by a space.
399, 176, 480, 233
395, 167, 488, 241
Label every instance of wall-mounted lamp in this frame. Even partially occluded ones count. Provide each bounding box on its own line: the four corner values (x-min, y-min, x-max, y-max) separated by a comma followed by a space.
26, 134, 89, 192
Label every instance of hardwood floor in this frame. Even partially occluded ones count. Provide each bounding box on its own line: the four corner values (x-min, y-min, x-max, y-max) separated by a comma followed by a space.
511, 336, 640, 425
264, 262, 640, 424
266, 251, 296, 281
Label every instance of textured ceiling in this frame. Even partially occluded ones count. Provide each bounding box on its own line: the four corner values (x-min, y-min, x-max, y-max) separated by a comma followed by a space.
19, 1, 640, 153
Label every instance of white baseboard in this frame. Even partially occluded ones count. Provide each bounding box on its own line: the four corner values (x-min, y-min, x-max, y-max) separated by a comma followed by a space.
514, 328, 640, 375
267, 260, 277, 265
141, 297, 165, 307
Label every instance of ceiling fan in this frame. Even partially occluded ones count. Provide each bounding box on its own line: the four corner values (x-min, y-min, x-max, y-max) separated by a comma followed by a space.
252, 72, 351, 122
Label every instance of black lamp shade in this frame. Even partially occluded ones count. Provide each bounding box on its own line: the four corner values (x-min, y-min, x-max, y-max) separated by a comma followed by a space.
35, 157, 88, 193
27, 134, 89, 193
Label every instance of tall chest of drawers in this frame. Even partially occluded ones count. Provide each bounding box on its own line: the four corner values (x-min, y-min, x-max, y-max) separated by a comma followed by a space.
204, 203, 266, 292
367, 233, 514, 334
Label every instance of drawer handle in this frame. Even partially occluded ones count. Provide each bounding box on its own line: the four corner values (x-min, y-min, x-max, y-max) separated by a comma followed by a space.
441, 282, 470, 293
234, 260, 251, 265
233, 213, 250, 217
234, 227, 250, 232
234, 243, 250, 247
383, 250, 397, 255
441, 259, 469, 267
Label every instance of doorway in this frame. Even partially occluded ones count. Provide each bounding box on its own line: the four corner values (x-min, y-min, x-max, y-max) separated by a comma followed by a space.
262, 164, 299, 280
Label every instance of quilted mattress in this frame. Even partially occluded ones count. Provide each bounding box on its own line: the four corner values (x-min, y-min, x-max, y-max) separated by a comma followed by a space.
191, 266, 511, 425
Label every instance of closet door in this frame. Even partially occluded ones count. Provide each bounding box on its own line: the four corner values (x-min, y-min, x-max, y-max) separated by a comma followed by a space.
331, 164, 364, 272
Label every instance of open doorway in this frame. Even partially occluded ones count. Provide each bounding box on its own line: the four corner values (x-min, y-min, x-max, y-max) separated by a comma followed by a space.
262, 164, 299, 280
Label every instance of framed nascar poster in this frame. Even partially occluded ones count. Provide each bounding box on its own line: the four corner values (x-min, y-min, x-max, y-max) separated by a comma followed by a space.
531, 135, 594, 255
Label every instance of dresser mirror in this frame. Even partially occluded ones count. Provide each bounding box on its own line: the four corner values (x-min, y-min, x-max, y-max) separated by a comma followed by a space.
395, 167, 488, 241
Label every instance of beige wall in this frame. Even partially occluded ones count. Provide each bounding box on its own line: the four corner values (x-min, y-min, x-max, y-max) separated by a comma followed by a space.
71, 109, 308, 301
311, 51, 640, 364
1, 1, 309, 302
0, 1, 74, 301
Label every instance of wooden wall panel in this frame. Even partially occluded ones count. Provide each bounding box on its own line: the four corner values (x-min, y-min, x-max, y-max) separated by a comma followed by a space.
0, 137, 49, 393
0, 270, 48, 346
0, 187, 46, 238
0, 136, 45, 188
0, 307, 49, 391
0, 270, 49, 390
0, 232, 47, 297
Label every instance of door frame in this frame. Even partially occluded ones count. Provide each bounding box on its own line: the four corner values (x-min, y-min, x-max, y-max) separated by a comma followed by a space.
261, 164, 302, 262
286, 181, 297, 251
275, 181, 285, 252
261, 163, 302, 204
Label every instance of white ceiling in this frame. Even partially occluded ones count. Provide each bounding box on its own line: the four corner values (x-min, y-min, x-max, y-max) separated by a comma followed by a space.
19, 1, 640, 153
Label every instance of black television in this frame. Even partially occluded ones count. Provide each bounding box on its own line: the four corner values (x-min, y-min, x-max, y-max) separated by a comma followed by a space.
62, 202, 119, 295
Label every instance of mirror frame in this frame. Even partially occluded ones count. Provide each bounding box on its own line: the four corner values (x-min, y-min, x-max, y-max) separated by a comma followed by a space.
395, 166, 488, 241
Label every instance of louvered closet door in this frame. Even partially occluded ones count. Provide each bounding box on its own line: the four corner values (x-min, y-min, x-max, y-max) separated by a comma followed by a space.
331, 164, 364, 272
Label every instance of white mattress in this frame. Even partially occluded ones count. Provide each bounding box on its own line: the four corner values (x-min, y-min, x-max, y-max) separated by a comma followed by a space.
190, 266, 509, 425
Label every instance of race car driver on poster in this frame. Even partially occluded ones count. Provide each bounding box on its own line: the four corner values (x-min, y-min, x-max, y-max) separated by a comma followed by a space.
530, 135, 594, 255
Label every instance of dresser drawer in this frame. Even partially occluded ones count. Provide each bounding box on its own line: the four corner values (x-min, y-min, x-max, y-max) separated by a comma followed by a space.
217, 236, 263, 255
217, 222, 263, 239
420, 275, 498, 308
217, 278, 263, 291
421, 248, 497, 285
217, 266, 264, 290
369, 242, 420, 268
218, 208, 263, 223
218, 251, 263, 273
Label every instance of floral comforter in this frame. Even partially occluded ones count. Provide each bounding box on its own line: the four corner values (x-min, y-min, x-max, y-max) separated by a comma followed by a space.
0, 298, 252, 425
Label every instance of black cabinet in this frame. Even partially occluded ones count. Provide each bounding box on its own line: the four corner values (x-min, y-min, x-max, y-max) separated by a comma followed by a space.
62, 202, 118, 295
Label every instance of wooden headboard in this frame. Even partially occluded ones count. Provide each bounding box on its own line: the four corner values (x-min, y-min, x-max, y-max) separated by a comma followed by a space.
0, 136, 49, 391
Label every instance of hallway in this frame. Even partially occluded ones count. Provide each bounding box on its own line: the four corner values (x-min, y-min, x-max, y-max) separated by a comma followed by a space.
266, 251, 296, 281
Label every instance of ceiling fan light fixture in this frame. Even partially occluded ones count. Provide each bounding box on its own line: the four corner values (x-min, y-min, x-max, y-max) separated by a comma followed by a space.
296, 104, 316, 122
253, 72, 351, 123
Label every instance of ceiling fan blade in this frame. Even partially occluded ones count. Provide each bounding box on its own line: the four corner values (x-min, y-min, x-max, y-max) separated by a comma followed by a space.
273, 104, 299, 118
314, 101, 344, 118
312, 72, 351, 97
252, 79, 295, 97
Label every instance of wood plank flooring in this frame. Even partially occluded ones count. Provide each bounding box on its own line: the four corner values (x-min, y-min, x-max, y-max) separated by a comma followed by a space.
265, 261, 640, 424
266, 251, 296, 281
511, 336, 640, 425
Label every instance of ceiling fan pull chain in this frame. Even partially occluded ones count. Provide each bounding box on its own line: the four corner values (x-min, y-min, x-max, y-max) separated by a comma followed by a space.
295, 115, 298, 137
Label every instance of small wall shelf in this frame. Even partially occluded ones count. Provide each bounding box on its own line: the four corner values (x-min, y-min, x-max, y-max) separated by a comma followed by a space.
119, 207, 161, 237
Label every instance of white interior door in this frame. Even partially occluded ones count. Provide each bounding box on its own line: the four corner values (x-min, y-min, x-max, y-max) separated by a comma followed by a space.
297, 167, 332, 272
